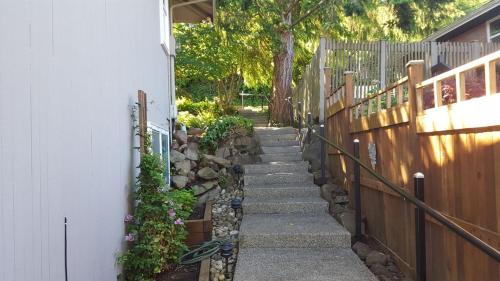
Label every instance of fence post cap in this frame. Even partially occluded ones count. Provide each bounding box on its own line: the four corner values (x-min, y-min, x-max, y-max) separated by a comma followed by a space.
320, 124, 325, 128
307, 112, 312, 115
353, 139, 360, 143
406, 60, 425, 67
414, 172, 425, 178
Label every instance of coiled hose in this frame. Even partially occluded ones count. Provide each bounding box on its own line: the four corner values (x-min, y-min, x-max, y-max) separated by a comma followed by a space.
179, 240, 230, 265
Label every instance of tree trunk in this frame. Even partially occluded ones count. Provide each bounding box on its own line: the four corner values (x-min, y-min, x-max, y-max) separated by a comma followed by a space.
271, 15, 294, 125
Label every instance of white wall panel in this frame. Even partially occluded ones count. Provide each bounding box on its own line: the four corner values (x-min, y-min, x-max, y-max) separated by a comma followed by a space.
0, 0, 173, 280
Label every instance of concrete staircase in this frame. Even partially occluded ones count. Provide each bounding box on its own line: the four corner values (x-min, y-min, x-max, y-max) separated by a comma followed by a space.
239, 109, 269, 127
233, 127, 376, 281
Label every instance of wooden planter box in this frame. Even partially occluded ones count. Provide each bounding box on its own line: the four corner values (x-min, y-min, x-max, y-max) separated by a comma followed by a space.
186, 201, 213, 247
198, 259, 210, 281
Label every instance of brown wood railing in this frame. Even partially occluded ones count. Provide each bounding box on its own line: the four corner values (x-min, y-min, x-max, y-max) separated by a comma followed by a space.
296, 52, 500, 281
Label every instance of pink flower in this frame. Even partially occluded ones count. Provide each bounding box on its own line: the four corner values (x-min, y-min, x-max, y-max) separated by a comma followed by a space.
174, 218, 184, 225
168, 208, 176, 218
124, 233, 135, 242
124, 214, 134, 223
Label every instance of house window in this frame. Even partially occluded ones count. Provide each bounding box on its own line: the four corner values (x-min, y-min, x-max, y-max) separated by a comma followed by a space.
148, 123, 171, 186
488, 17, 500, 42
160, 0, 170, 55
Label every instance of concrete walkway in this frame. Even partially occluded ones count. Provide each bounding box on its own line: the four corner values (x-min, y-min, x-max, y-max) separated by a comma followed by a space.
233, 127, 376, 281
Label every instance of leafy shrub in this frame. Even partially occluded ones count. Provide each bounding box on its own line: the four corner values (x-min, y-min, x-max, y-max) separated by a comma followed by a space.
200, 116, 253, 152
177, 110, 217, 129
177, 97, 222, 116
118, 136, 195, 281
176, 97, 226, 129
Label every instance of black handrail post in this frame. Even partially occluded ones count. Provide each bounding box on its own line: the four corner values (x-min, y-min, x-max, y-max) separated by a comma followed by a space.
414, 172, 426, 281
353, 139, 361, 242
289, 97, 294, 127
307, 112, 312, 144
297, 102, 302, 140
319, 124, 326, 185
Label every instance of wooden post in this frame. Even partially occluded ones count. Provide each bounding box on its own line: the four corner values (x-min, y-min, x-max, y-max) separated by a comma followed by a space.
407, 61, 425, 118
345, 71, 354, 122
319, 37, 326, 124
406, 60, 424, 280
379, 40, 387, 89
138, 90, 148, 155
353, 139, 361, 242
485, 60, 497, 96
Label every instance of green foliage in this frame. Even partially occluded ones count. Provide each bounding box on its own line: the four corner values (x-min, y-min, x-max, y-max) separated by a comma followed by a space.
177, 111, 218, 129
176, 97, 226, 129
200, 116, 253, 152
118, 136, 195, 281
177, 97, 223, 116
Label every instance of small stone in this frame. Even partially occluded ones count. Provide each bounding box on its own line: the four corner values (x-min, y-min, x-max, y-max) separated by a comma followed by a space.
174, 160, 191, 176
188, 127, 204, 136
179, 144, 188, 152
214, 260, 223, 270
329, 203, 346, 215
205, 154, 231, 167
215, 146, 231, 159
170, 150, 186, 163
218, 274, 225, 281
198, 167, 218, 180
187, 171, 196, 182
369, 263, 391, 277
184, 148, 199, 161
173, 130, 188, 145
333, 195, 349, 204
172, 175, 188, 188
352, 241, 371, 260
202, 181, 218, 190
192, 185, 206, 196
366, 251, 389, 266
229, 230, 239, 236
386, 263, 399, 273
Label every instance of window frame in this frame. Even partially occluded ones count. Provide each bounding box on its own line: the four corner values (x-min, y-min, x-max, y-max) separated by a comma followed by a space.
160, 0, 170, 56
487, 15, 500, 43
147, 122, 171, 186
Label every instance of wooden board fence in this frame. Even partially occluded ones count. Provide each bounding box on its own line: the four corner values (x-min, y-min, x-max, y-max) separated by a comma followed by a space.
325, 52, 500, 281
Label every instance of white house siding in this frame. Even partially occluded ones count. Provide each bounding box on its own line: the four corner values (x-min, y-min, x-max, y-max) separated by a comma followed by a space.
0, 1, 173, 280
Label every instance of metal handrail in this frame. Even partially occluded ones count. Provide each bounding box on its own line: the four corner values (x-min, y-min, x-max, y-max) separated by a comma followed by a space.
296, 107, 500, 262
312, 123, 500, 261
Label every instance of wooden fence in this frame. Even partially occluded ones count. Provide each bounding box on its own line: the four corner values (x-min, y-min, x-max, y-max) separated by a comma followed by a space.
325, 51, 500, 281
294, 38, 500, 124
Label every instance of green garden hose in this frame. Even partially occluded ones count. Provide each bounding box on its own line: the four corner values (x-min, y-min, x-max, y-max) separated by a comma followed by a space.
179, 240, 231, 265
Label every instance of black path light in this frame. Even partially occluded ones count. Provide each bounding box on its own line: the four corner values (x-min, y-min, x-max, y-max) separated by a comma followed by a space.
232, 164, 244, 185
220, 241, 234, 278
231, 197, 243, 219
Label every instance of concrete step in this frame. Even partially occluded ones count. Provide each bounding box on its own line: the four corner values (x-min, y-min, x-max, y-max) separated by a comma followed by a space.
259, 139, 300, 147
261, 146, 301, 154
243, 183, 319, 198
234, 247, 377, 281
244, 172, 312, 186
258, 133, 297, 142
239, 213, 350, 248
255, 127, 296, 135
244, 162, 308, 174
260, 153, 302, 162
243, 196, 328, 214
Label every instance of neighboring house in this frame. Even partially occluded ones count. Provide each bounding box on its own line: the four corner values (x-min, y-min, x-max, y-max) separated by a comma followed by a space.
0, 1, 213, 281
425, 0, 500, 42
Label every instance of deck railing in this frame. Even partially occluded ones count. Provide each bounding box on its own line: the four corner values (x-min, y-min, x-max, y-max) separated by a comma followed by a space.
293, 38, 500, 124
